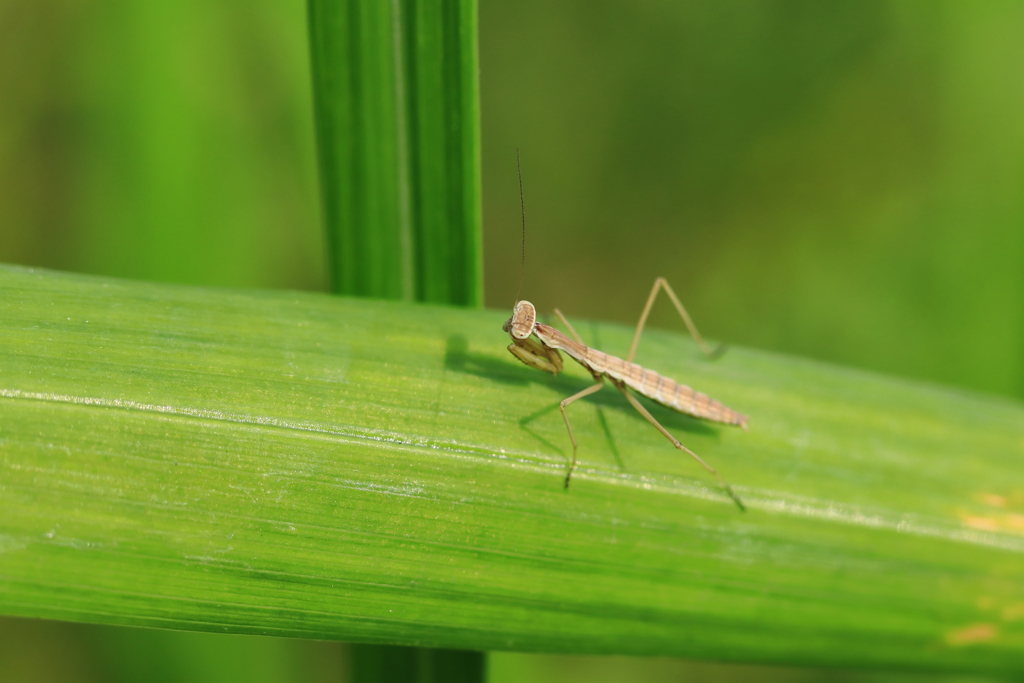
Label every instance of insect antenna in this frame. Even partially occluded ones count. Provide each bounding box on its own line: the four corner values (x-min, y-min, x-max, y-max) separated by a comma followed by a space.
515, 147, 526, 305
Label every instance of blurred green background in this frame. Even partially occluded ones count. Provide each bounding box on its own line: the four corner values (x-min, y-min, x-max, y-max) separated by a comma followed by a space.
1, 0, 1021, 681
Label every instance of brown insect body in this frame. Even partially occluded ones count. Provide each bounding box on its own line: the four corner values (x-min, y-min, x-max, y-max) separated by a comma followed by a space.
532, 322, 747, 429
506, 151, 744, 509
504, 285, 747, 512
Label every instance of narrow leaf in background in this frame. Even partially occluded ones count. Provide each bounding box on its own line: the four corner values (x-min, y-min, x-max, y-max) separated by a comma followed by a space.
308, 0, 482, 306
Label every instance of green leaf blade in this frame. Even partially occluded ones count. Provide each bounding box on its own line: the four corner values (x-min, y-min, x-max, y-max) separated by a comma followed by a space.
2, 264, 1024, 673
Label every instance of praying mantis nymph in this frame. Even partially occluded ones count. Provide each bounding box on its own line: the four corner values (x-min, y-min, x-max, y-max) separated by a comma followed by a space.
503, 153, 748, 511
503, 284, 748, 511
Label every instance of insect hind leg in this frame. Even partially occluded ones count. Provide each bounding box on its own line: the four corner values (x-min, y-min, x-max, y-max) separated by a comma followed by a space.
627, 277, 726, 363
612, 380, 745, 511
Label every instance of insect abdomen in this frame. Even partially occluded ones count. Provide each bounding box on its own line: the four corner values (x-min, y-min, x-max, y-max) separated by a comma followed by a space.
535, 324, 747, 428
664, 379, 746, 426
606, 358, 747, 427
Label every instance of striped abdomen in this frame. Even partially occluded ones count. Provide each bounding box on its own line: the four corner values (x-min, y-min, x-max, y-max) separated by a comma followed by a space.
535, 323, 747, 428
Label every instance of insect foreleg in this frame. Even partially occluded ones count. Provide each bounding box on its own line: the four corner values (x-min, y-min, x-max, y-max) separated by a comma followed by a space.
508, 337, 563, 374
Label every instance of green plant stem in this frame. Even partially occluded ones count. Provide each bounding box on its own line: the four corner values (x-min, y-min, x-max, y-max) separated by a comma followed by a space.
352, 645, 484, 683
2, 265, 1024, 674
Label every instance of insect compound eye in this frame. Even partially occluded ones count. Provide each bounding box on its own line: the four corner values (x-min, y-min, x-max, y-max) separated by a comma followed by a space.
510, 300, 536, 340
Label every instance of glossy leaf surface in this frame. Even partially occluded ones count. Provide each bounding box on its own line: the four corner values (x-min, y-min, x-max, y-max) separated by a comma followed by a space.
1, 264, 1023, 673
